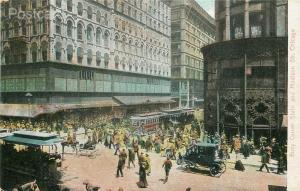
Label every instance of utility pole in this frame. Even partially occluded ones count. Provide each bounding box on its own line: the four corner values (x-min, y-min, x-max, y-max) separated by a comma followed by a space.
244, 53, 247, 139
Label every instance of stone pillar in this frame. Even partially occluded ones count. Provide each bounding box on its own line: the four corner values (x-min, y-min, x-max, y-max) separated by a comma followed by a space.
225, 0, 231, 41
265, 1, 271, 36
244, 0, 249, 38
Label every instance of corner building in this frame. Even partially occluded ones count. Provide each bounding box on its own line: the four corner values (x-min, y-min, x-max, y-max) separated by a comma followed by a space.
201, 0, 287, 142
169, 0, 215, 108
1, 0, 172, 113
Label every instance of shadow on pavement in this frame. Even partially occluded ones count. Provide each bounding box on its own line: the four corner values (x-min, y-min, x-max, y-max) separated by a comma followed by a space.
176, 166, 211, 176
268, 185, 287, 191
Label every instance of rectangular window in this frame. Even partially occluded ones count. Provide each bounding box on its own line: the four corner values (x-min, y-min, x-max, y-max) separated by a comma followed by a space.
249, 12, 264, 38
230, 14, 244, 39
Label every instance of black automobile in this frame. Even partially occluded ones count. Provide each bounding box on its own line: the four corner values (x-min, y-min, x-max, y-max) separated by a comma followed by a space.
177, 142, 226, 177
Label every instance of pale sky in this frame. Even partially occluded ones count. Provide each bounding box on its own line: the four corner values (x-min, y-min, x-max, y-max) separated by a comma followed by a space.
195, 0, 215, 18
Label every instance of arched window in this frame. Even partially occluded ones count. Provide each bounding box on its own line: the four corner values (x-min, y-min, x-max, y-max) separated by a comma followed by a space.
78, 3, 83, 15
122, 36, 126, 51
96, 11, 101, 23
32, 0, 37, 9
42, 0, 47, 7
21, 20, 26, 35
121, 2, 124, 13
77, 23, 83, 40
67, 45, 73, 63
56, 0, 61, 7
13, 21, 19, 36
67, 0, 72, 12
87, 25, 93, 42
41, 18, 47, 33
104, 53, 109, 68
4, 23, 9, 39
55, 42, 62, 60
135, 42, 138, 54
32, 18, 37, 35
115, 35, 119, 49
140, 43, 144, 56
87, 7, 92, 19
87, 49, 93, 65
104, 13, 108, 26
41, 41, 48, 61
31, 43, 38, 62
55, 17, 62, 34
115, 56, 119, 69
122, 58, 126, 70
96, 51, 101, 66
96, 28, 101, 44
128, 39, 132, 53
104, 31, 109, 47
77, 47, 83, 64
4, 48, 10, 65
67, 20, 73, 38
11, 41, 27, 64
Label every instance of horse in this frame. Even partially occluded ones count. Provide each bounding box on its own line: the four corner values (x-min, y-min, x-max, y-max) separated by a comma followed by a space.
61, 140, 79, 155
12, 180, 40, 191
83, 181, 100, 191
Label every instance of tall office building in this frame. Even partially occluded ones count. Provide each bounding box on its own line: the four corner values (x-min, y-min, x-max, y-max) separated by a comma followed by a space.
0, 0, 172, 116
169, 0, 215, 108
202, 0, 288, 142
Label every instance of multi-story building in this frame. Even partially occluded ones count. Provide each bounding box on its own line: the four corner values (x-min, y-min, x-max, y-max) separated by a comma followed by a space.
0, 0, 172, 116
202, 0, 288, 143
168, 0, 215, 108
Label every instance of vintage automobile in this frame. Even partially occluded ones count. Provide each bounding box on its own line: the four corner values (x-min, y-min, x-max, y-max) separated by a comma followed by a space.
177, 142, 226, 177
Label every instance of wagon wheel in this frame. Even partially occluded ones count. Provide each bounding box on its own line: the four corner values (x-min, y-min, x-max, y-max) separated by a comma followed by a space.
219, 161, 226, 173
209, 165, 222, 177
185, 164, 191, 170
176, 158, 183, 165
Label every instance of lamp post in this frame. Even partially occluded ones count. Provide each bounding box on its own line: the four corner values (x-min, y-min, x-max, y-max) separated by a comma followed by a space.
25, 92, 33, 129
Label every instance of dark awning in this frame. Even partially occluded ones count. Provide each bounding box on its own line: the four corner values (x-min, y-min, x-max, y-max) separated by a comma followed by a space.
113, 96, 175, 106
1, 131, 63, 146
0, 98, 119, 118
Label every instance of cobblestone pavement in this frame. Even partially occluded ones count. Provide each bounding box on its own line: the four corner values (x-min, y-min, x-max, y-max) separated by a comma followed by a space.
58, 142, 286, 191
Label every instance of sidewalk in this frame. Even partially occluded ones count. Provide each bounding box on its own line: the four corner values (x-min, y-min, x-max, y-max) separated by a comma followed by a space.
227, 152, 278, 171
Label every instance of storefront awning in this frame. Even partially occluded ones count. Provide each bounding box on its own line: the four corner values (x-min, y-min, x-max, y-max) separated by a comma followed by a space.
0, 98, 119, 118
113, 96, 175, 106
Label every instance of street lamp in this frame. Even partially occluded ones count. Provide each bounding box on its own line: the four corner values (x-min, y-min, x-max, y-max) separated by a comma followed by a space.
25, 92, 33, 129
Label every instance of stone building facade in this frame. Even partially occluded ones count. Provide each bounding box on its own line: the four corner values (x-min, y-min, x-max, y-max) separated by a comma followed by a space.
168, 0, 215, 108
1, 0, 171, 108
201, 0, 288, 142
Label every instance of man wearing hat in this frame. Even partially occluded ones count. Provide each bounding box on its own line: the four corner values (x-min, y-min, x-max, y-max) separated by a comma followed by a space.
145, 153, 151, 176
127, 148, 135, 169
162, 156, 172, 183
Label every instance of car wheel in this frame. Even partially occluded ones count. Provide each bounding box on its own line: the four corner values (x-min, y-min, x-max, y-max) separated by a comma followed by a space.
210, 165, 222, 177
177, 158, 183, 165
219, 162, 226, 173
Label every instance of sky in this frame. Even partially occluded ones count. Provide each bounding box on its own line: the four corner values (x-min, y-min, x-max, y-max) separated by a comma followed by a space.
195, 0, 215, 18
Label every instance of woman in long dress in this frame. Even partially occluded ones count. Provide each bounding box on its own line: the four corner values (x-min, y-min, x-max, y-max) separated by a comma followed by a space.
138, 161, 148, 188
